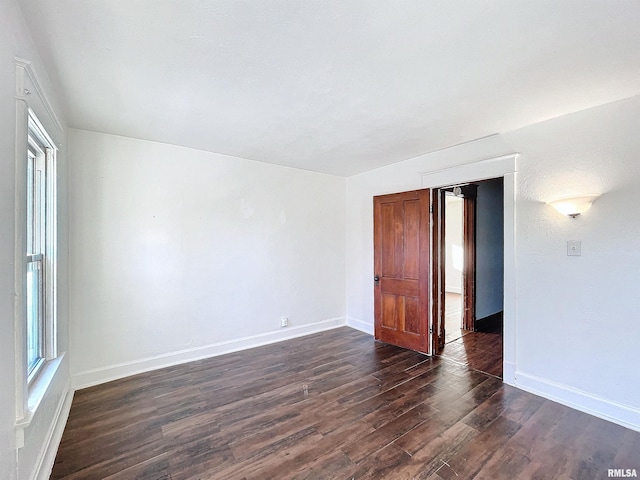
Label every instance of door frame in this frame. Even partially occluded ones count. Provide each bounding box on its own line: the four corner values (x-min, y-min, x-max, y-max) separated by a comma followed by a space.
431, 189, 445, 353
422, 153, 518, 386
431, 186, 477, 353
462, 185, 477, 332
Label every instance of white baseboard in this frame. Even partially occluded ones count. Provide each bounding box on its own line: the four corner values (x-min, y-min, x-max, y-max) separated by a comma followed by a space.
515, 371, 640, 433
33, 382, 74, 480
346, 317, 374, 336
503, 361, 516, 386
72, 317, 346, 390
445, 286, 462, 294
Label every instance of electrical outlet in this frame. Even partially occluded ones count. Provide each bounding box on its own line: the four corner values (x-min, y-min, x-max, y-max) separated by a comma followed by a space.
280, 317, 288, 328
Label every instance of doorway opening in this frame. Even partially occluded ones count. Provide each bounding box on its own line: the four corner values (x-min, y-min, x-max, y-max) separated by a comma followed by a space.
444, 193, 464, 343
436, 177, 504, 378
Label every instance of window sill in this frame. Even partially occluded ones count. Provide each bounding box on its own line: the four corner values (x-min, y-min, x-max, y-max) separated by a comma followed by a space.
15, 353, 65, 431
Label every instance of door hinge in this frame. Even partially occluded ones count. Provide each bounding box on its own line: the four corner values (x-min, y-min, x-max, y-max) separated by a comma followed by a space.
429, 326, 433, 334
429, 204, 434, 213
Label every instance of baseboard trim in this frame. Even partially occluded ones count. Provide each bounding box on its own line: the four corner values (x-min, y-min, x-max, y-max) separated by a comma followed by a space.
346, 317, 374, 336
33, 382, 74, 480
72, 317, 346, 390
503, 361, 516, 386
515, 371, 640, 433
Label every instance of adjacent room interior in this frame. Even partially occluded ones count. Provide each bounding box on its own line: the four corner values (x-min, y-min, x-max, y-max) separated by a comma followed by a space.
2, 1, 640, 479
437, 178, 504, 379
444, 193, 464, 344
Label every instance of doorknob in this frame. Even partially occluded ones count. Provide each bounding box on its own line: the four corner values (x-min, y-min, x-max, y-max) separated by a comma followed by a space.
374, 275, 380, 285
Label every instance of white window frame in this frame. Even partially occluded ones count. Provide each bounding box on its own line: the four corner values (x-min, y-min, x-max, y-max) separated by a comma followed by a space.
26, 110, 58, 383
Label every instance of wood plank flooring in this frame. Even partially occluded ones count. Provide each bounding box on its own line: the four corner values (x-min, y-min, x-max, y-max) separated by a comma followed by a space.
441, 291, 503, 378
438, 328, 503, 378
52, 327, 639, 479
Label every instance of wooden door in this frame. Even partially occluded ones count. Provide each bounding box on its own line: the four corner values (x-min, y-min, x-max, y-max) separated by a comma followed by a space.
374, 189, 431, 353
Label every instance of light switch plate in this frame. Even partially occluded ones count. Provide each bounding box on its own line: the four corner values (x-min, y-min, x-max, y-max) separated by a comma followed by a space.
567, 240, 581, 256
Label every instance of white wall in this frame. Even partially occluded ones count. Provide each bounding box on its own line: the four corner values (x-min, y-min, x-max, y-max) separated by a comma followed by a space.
69, 130, 346, 387
0, 1, 71, 479
475, 178, 504, 319
444, 195, 463, 294
346, 95, 640, 431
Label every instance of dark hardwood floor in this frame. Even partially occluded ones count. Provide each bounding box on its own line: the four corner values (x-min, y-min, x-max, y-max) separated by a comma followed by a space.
52, 327, 639, 479
439, 327, 503, 378
441, 291, 503, 378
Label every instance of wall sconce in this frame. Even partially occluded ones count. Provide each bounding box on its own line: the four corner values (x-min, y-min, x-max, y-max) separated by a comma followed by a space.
547, 194, 599, 218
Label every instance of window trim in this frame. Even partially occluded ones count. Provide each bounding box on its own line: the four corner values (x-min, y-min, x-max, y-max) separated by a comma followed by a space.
14, 57, 63, 434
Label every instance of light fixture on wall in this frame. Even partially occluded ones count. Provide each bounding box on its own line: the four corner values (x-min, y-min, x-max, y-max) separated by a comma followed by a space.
547, 194, 599, 218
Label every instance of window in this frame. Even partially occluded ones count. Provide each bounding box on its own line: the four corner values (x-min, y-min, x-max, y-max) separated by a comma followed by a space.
26, 110, 57, 382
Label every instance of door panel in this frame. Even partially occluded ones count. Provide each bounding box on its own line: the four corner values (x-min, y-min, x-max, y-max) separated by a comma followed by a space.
403, 200, 420, 279
380, 278, 419, 296
374, 189, 431, 353
380, 203, 397, 276
381, 294, 397, 328
404, 297, 420, 334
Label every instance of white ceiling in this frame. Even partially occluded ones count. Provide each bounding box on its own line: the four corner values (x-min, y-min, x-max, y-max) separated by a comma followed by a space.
19, 1, 640, 176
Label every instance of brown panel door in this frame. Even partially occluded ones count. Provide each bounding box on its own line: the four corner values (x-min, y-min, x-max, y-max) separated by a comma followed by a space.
374, 189, 431, 353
